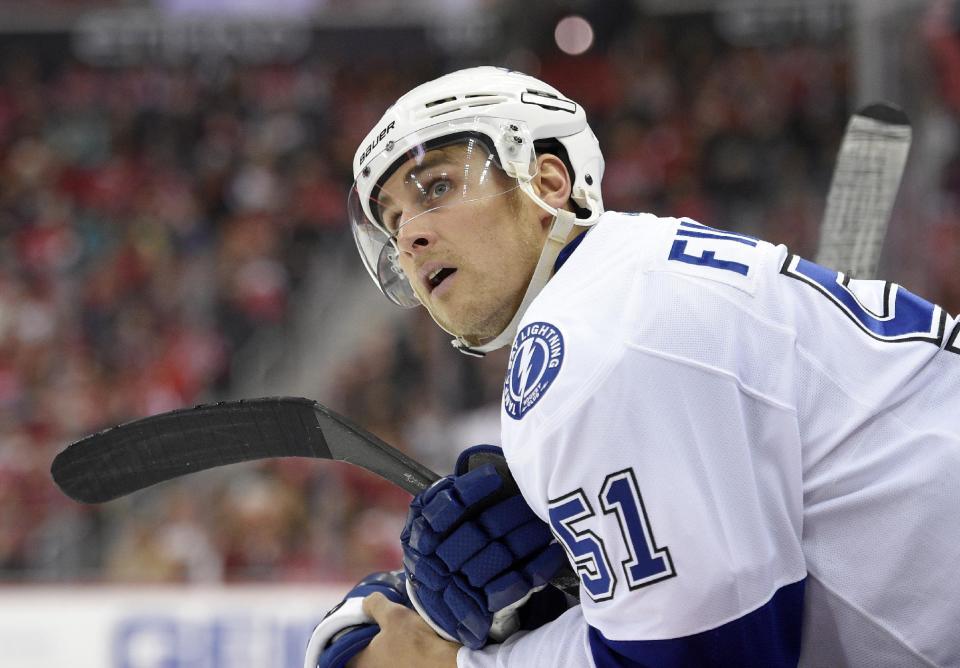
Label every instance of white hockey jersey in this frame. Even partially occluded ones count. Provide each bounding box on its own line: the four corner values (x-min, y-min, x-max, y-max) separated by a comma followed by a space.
459, 211, 960, 667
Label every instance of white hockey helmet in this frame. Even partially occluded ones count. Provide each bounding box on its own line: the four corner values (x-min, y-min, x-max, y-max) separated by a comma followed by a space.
348, 66, 605, 355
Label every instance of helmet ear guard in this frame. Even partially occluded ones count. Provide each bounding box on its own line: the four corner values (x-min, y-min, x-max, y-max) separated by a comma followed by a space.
532, 135, 603, 224
554, 130, 604, 223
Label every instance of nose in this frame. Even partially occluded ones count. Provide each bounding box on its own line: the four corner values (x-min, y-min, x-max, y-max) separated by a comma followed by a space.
395, 214, 437, 255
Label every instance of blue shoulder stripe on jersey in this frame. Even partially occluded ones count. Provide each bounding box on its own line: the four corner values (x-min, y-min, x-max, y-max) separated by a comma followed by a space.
554, 230, 589, 273
587, 578, 805, 668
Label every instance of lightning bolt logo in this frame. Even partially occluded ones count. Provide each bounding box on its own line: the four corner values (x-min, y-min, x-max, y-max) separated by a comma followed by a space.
516, 341, 536, 396
504, 322, 565, 420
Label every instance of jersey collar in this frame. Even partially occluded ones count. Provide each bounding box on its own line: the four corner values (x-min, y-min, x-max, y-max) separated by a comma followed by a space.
553, 229, 589, 274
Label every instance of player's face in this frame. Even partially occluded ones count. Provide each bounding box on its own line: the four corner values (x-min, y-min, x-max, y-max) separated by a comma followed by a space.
377, 145, 549, 345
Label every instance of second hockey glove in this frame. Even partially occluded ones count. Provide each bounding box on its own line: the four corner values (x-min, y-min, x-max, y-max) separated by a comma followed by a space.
303, 569, 410, 668
400, 444, 568, 649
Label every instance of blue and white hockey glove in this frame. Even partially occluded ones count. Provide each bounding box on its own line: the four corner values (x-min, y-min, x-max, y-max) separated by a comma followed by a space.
303, 570, 411, 668
401, 444, 568, 649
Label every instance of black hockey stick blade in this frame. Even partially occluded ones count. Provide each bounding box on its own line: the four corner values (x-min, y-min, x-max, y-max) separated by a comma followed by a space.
51, 397, 439, 503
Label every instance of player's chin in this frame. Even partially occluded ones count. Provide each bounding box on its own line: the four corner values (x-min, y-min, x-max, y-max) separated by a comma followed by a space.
429, 305, 469, 336
459, 309, 517, 346
429, 304, 486, 342
424, 286, 511, 341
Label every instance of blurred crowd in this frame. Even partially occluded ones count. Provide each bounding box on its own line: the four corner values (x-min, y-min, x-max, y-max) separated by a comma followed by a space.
0, 48, 416, 580
2, 7, 959, 584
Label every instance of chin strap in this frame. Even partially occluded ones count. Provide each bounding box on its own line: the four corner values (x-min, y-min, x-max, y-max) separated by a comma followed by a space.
452, 208, 579, 357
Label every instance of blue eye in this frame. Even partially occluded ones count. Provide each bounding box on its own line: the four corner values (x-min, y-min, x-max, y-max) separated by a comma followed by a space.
429, 179, 451, 200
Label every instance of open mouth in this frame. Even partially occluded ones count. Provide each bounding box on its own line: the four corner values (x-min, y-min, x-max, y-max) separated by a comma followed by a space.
427, 267, 457, 292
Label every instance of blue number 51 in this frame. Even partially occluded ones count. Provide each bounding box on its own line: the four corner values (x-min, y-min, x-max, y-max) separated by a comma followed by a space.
548, 468, 676, 602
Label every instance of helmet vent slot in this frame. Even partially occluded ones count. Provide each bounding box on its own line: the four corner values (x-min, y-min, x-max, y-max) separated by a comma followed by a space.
425, 96, 457, 108
416, 93, 509, 119
526, 88, 559, 99
521, 91, 576, 114
462, 94, 507, 105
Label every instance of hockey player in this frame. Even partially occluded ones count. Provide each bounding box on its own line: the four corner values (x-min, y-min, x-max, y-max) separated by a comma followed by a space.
308, 67, 960, 667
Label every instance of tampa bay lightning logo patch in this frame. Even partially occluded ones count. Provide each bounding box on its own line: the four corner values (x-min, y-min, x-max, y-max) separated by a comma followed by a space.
504, 322, 565, 420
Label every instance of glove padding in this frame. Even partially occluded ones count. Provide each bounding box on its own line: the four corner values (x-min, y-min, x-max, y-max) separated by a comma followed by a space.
304, 570, 410, 668
401, 444, 568, 649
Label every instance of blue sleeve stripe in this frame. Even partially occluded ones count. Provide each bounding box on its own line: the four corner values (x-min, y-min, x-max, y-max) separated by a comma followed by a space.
588, 578, 805, 668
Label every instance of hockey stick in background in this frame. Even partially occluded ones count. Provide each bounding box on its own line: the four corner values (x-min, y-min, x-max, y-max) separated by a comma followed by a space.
52, 104, 912, 505
813, 102, 912, 277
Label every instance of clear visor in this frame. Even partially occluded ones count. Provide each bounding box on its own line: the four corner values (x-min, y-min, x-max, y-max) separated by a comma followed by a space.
349, 122, 538, 307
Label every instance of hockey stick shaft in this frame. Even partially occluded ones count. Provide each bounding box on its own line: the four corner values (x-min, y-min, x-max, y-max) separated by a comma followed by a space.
814, 102, 912, 278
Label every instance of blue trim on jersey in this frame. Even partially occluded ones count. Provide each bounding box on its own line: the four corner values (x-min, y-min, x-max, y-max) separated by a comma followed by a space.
587, 578, 805, 668
785, 256, 942, 340
554, 230, 589, 273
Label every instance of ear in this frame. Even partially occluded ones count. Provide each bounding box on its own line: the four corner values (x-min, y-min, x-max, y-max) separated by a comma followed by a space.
533, 153, 572, 214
